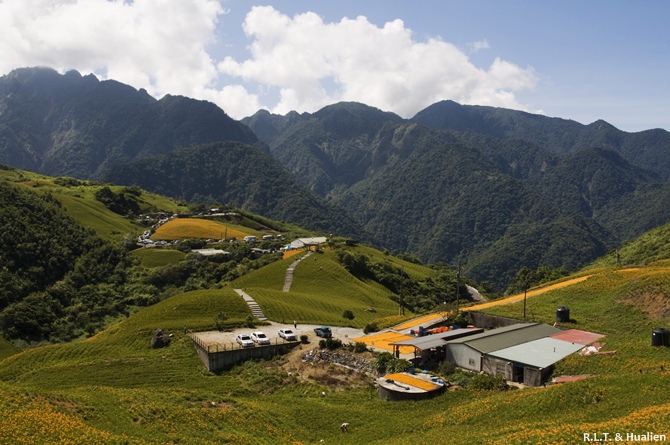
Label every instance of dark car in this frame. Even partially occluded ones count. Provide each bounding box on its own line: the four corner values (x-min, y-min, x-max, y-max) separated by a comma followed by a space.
314, 326, 332, 338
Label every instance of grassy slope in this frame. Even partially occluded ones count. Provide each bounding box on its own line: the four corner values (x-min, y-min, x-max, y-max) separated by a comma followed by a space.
152, 218, 255, 241
0, 260, 668, 444
131, 249, 187, 268
0, 336, 18, 361
2, 169, 670, 443
233, 248, 419, 328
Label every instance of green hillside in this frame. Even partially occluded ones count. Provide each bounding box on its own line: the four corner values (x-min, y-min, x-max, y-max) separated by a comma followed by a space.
1, 161, 669, 443
0, 245, 669, 443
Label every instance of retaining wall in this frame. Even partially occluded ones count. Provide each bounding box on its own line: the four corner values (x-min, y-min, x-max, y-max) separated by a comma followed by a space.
191, 336, 301, 372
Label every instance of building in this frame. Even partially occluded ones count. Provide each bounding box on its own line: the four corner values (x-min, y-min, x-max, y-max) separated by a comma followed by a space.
445, 323, 561, 373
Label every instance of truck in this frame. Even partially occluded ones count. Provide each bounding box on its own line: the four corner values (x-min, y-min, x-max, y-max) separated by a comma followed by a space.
314, 326, 332, 338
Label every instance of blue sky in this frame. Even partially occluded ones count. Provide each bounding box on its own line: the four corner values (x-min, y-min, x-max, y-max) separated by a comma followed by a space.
1, 0, 668, 132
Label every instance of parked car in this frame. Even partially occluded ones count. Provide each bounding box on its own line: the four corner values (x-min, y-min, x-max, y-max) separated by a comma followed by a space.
251, 331, 270, 345
278, 328, 297, 341
236, 333, 254, 348
314, 326, 332, 338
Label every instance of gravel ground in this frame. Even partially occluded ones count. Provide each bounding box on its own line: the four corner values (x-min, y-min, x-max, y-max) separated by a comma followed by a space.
193, 321, 365, 347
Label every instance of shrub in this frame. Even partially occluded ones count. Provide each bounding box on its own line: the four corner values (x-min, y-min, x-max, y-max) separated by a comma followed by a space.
245, 315, 255, 328
341, 310, 354, 320
469, 373, 511, 391
214, 311, 228, 331
353, 342, 368, 353
300, 334, 308, 344
364, 322, 379, 334
319, 338, 343, 350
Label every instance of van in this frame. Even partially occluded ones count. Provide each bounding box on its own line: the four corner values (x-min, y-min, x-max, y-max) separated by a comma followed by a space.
262, 235, 273, 241
243, 236, 257, 243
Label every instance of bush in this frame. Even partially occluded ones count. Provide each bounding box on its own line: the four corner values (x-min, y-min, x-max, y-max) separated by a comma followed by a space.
353, 342, 368, 353
437, 360, 456, 376
300, 334, 308, 344
319, 338, 343, 350
341, 309, 354, 320
469, 373, 511, 391
245, 315, 255, 328
364, 322, 379, 334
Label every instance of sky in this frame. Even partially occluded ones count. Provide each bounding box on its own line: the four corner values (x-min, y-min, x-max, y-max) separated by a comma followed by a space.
1, 0, 668, 132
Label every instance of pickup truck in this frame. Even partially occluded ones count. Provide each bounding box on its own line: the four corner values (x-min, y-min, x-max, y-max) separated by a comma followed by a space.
314, 326, 332, 338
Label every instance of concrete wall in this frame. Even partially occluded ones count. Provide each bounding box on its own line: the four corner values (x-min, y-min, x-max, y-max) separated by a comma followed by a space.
192, 339, 301, 372
466, 312, 523, 329
446, 344, 482, 372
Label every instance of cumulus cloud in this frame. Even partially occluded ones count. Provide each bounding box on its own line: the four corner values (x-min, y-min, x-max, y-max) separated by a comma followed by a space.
0, 2, 538, 119
219, 6, 539, 117
0, 0, 229, 104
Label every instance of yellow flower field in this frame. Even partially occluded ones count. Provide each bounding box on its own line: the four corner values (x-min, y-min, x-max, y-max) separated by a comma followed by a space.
153, 218, 251, 241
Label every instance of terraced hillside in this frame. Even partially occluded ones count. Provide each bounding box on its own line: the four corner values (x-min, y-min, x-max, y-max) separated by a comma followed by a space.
1, 234, 669, 443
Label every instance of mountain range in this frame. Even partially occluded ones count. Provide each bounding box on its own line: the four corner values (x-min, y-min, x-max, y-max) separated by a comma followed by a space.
2, 67, 670, 289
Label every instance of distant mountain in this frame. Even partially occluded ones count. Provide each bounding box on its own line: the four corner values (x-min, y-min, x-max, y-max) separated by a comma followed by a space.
412, 100, 670, 179
245, 101, 670, 289
102, 141, 366, 238
3, 68, 670, 290
0, 67, 261, 178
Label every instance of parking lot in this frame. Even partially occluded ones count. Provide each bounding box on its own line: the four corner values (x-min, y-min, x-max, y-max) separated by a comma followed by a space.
193, 321, 365, 350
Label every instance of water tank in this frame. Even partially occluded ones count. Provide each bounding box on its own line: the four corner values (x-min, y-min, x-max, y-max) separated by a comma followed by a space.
556, 306, 570, 323
651, 328, 670, 347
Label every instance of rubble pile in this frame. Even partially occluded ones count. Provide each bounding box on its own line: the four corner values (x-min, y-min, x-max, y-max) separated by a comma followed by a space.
301, 349, 374, 375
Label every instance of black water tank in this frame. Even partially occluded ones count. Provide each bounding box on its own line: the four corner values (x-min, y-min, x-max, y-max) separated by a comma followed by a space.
651, 328, 670, 347
556, 306, 570, 323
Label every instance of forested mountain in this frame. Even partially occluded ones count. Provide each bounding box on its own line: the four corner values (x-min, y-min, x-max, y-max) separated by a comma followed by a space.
102, 141, 366, 238
244, 102, 670, 289
3, 68, 670, 290
0, 179, 134, 341
0, 67, 261, 178
412, 100, 670, 179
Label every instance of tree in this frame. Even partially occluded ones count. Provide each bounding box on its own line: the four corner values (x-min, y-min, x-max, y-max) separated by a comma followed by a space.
214, 311, 228, 331
341, 309, 354, 321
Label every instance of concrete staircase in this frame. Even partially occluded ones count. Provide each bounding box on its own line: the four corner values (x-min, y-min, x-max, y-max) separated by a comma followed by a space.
234, 289, 267, 321
283, 251, 313, 292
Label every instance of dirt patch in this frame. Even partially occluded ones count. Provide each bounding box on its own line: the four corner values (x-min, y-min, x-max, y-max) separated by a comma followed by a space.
279, 345, 375, 390
619, 291, 670, 319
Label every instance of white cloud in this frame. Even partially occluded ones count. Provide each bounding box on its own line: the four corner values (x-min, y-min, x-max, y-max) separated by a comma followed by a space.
0, 0, 225, 102
471, 40, 490, 52
219, 6, 539, 118
0, 2, 539, 119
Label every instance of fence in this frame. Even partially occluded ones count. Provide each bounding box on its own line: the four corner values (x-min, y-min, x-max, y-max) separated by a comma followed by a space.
190, 333, 301, 372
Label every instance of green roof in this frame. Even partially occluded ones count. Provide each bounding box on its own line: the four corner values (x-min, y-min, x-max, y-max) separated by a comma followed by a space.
447, 323, 561, 354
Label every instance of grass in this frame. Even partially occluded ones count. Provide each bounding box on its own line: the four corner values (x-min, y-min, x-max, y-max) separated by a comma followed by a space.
0, 336, 18, 362
1, 203, 670, 443
131, 248, 186, 268
234, 250, 405, 328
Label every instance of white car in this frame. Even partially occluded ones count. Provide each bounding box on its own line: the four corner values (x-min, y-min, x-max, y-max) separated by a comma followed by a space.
278, 328, 297, 341
251, 331, 270, 345
236, 333, 254, 348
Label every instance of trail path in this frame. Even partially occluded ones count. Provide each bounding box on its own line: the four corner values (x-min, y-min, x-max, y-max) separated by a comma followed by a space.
283, 251, 313, 292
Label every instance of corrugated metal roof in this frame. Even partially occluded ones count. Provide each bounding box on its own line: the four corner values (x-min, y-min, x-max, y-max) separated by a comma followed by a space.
486, 337, 584, 368
549, 329, 604, 345
390, 328, 484, 350
448, 323, 561, 354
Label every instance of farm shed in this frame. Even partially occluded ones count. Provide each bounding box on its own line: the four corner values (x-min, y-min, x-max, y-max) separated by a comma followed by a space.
483, 337, 585, 386
445, 323, 561, 372
289, 237, 328, 251
390, 328, 483, 363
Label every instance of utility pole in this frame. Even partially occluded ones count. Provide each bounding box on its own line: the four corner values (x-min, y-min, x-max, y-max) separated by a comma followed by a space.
456, 260, 461, 314
523, 287, 527, 319
398, 266, 405, 316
